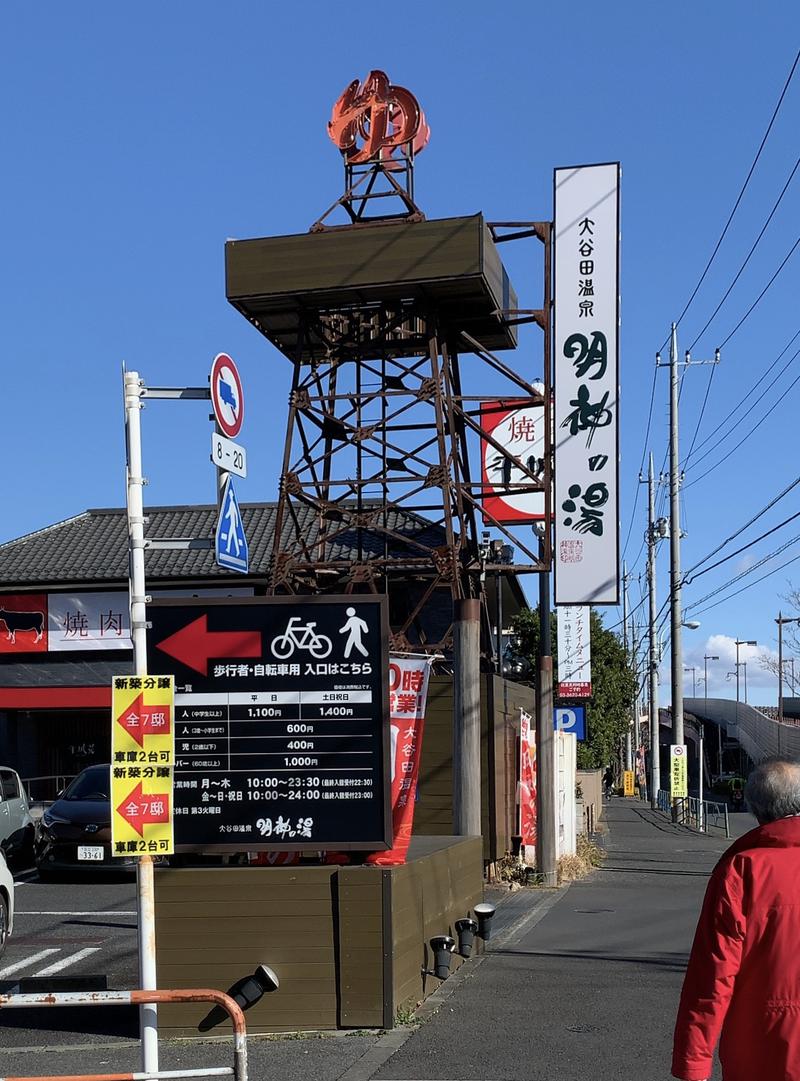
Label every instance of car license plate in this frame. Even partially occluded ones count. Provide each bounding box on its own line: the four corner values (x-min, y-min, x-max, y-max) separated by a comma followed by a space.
77, 845, 104, 861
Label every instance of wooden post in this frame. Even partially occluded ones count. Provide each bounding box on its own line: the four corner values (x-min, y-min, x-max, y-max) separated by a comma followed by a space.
453, 599, 481, 836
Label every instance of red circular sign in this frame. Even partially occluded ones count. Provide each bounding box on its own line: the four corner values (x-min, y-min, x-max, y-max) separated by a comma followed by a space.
210, 353, 244, 439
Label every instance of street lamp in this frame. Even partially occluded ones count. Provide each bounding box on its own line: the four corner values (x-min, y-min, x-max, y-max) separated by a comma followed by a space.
684, 666, 697, 696
776, 613, 800, 751
704, 654, 720, 773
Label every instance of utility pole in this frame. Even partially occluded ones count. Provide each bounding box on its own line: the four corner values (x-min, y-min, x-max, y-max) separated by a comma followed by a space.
684, 666, 697, 697
124, 370, 159, 1077
536, 531, 556, 886
647, 452, 660, 808
775, 615, 800, 754
623, 562, 633, 771
668, 324, 684, 749
657, 330, 719, 756
453, 599, 481, 837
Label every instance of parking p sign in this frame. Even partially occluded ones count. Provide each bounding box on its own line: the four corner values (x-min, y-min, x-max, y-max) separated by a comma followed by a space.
554, 706, 586, 740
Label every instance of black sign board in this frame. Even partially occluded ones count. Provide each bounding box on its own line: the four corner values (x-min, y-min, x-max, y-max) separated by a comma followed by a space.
146, 596, 390, 852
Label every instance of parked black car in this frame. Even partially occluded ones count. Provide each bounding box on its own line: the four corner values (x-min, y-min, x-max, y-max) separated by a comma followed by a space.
35, 764, 136, 878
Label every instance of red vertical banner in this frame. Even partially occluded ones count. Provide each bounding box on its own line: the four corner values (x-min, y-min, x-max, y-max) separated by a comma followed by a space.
519, 708, 537, 849
367, 655, 431, 866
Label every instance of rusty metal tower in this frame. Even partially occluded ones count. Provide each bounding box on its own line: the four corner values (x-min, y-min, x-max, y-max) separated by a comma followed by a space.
225, 73, 551, 657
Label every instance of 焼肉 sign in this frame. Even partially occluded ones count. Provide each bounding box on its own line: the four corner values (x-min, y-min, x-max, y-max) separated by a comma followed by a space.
146, 596, 390, 851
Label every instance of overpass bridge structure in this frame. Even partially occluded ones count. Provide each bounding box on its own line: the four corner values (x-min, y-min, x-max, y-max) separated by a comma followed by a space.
678, 697, 800, 765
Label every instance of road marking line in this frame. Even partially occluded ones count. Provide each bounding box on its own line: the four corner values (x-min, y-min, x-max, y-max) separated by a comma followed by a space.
17, 911, 137, 917
32, 946, 101, 975
0, 948, 60, 977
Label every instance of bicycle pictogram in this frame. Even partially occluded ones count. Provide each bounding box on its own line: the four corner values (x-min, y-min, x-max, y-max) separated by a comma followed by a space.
270, 617, 333, 660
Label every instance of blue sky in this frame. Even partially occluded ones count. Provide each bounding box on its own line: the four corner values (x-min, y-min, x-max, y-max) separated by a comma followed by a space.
2, 3, 799, 702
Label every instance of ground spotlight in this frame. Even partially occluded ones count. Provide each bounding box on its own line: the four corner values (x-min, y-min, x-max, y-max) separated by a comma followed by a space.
474, 902, 497, 941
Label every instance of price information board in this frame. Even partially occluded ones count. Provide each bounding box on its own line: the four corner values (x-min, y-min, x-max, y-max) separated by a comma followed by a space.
146, 596, 390, 851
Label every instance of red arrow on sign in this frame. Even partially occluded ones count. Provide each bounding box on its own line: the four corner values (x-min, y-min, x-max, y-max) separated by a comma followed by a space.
116, 694, 172, 748
117, 783, 171, 837
155, 614, 262, 676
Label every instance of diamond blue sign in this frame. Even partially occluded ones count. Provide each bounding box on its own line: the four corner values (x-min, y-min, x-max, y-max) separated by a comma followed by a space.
215, 476, 249, 574
553, 705, 586, 740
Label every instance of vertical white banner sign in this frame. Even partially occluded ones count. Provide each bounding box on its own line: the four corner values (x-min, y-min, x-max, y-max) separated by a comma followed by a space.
557, 605, 592, 698
554, 163, 620, 605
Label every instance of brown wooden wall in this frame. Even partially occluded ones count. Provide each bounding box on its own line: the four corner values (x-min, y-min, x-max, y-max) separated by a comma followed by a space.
154, 836, 483, 1035
414, 675, 534, 863
390, 836, 484, 1016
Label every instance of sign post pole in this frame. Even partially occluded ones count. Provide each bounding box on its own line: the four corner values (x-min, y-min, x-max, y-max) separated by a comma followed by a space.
123, 368, 158, 1076
453, 600, 481, 837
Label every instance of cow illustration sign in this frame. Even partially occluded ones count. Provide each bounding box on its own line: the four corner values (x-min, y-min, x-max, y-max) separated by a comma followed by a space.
146, 596, 390, 851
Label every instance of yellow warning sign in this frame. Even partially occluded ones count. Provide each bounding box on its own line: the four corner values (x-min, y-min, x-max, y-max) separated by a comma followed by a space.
670, 744, 688, 799
623, 770, 635, 797
111, 675, 175, 857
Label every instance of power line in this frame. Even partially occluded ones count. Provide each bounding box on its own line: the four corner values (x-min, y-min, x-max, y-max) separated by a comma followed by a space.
683, 508, 800, 585
691, 550, 800, 618
663, 47, 800, 345
685, 472, 800, 578
718, 234, 800, 349
683, 328, 800, 465
685, 531, 800, 612
621, 364, 658, 561
682, 346, 800, 490
688, 155, 800, 352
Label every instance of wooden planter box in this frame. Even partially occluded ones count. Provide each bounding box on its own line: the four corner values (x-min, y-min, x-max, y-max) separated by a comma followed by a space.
154, 835, 483, 1034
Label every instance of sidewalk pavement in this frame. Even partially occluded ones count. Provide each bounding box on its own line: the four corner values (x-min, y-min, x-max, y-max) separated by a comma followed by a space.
1, 801, 756, 1080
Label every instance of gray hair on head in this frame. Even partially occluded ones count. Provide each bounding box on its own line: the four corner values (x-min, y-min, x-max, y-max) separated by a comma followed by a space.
745, 757, 800, 824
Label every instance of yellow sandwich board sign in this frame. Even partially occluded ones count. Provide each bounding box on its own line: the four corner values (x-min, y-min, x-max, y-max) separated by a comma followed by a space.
111, 675, 175, 857
623, 770, 635, 797
670, 744, 688, 799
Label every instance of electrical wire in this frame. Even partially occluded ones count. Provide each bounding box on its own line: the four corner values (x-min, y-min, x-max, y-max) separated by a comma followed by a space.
682, 346, 800, 490
691, 550, 800, 618
621, 365, 658, 561
685, 531, 800, 611
718, 234, 800, 349
683, 508, 800, 586
682, 328, 800, 464
685, 472, 800, 577
661, 47, 800, 347
688, 155, 800, 352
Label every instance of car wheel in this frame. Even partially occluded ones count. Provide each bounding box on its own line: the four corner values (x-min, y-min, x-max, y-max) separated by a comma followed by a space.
0, 892, 9, 958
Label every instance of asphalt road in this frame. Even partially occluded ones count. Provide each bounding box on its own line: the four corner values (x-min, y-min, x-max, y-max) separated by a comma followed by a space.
0, 805, 758, 1079
1, 864, 139, 1048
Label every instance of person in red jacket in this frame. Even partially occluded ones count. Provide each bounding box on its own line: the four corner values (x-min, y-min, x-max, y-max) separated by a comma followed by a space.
673, 756, 800, 1081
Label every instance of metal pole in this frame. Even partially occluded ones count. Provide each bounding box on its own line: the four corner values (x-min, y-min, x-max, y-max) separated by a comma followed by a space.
495, 569, 503, 675
453, 599, 481, 836
623, 563, 632, 771
536, 535, 557, 885
123, 369, 158, 1076
648, 453, 660, 809
698, 725, 704, 831
744, 663, 748, 704
778, 613, 784, 755
669, 324, 684, 750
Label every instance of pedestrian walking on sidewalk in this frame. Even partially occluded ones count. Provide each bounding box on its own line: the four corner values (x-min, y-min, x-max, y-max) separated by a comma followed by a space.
672, 756, 800, 1081
603, 766, 614, 800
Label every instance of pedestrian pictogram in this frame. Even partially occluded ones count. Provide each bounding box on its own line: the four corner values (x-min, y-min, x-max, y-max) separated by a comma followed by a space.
215, 475, 249, 574
210, 353, 244, 439
111, 675, 175, 856
339, 606, 369, 658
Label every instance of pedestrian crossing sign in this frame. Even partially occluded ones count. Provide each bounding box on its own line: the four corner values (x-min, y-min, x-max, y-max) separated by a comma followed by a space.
215, 476, 249, 574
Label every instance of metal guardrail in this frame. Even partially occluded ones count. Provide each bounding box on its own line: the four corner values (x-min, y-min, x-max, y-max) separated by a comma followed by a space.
656, 790, 730, 838
0, 988, 248, 1081
22, 775, 76, 805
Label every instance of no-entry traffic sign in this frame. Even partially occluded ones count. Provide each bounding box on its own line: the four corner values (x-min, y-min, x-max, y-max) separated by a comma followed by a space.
210, 353, 244, 439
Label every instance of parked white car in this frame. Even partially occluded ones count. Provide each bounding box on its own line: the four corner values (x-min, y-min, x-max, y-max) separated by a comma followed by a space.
0, 848, 14, 957
0, 767, 34, 864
